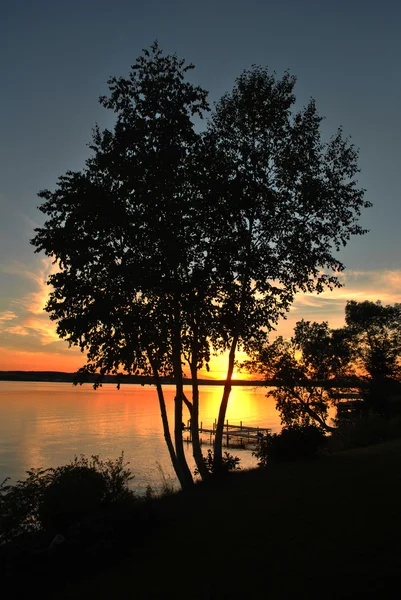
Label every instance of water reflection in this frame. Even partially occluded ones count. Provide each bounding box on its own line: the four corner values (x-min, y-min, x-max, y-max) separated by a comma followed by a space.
0, 382, 281, 493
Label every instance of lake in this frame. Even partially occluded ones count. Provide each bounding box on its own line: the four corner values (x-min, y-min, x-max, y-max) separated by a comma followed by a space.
0, 381, 283, 494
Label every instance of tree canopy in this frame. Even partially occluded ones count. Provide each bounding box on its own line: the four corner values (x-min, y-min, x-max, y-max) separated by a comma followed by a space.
32, 42, 370, 485
205, 67, 369, 462
345, 300, 401, 415
252, 302, 401, 430
248, 320, 353, 431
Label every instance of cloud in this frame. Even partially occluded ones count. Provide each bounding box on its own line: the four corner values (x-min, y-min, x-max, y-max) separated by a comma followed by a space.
1, 263, 401, 370
274, 268, 401, 339
18, 211, 41, 232
294, 269, 401, 310
0, 310, 17, 325
0, 257, 63, 348
4, 325, 30, 336
0, 257, 55, 313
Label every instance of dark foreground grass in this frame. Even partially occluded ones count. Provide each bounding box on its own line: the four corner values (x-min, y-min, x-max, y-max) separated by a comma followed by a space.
20, 440, 401, 599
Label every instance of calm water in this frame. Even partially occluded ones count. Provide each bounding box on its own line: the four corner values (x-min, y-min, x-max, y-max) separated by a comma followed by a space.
0, 381, 281, 494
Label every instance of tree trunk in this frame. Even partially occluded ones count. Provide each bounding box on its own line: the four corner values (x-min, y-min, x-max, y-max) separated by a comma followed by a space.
148, 355, 185, 487
214, 229, 253, 473
214, 332, 239, 470
172, 311, 194, 489
296, 392, 336, 432
190, 362, 209, 480
173, 384, 194, 489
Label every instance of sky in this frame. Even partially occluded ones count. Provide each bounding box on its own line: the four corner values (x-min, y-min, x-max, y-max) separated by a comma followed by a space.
0, 0, 400, 377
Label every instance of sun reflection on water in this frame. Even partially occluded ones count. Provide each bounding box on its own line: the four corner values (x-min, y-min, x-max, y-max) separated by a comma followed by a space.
0, 382, 281, 493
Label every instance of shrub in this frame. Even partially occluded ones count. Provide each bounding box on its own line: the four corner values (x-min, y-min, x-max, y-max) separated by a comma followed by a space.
155, 462, 176, 496
0, 453, 135, 545
253, 425, 327, 466
39, 466, 107, 532
194, 449, 241, 475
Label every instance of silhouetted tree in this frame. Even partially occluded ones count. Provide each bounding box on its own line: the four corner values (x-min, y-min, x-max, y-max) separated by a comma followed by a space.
345, 300, 401, 415
205, 67, 370, 467
32, 42, 212, 487
32, 44, 370, 484
249, 320, 353, 430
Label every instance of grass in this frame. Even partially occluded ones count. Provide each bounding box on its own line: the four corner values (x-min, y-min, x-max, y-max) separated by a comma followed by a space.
51, 439, 401, 599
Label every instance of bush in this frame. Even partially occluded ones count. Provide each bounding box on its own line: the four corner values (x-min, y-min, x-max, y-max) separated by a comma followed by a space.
253, 425, 327, 466
0, 453, 135, 545
194, 449, 241, 475
39, 466, 107, 532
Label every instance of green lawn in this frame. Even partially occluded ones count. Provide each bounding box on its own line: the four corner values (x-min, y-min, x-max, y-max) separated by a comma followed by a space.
59, 440, 401, 599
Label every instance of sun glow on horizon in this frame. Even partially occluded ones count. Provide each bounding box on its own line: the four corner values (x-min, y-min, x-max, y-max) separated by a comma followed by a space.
2, 266, 401, 375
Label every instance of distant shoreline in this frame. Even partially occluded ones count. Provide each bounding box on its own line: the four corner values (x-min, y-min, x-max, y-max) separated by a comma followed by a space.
0, 371, 363, 388
0, 371, 266, 386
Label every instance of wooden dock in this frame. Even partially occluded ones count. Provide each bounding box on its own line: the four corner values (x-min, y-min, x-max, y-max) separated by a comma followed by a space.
183, 419, 271, 449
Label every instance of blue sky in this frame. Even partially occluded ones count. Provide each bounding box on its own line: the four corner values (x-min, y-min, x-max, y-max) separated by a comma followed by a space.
1, 0, 400, 373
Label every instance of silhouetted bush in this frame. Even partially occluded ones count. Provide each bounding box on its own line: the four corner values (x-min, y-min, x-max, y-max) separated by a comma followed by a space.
0, 453, 136, 545
194, 449, 241, 475
253, 425, 327, 465
39, 466, 107, 532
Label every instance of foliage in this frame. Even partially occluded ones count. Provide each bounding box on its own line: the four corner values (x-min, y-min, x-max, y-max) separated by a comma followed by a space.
155, 462, 176, 496
251, 303, 401, 431
39, 466, 107, 532
253, 425, 327, 465
194, 449, 241, 475
0, 468, 51, 544
203, 65, 369, 466
32, 42, 211, 381
31, 41, 369, 484
344, 300, 401, 416
32, 41, 214, 487
249, 320, 353, 430
0, 454, 135, 544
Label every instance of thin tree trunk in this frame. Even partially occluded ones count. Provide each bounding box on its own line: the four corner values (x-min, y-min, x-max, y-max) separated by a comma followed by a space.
172, 311, 194, 489
148, 354, 185, 487
214, 222, 254, 473
173, 378, 194, 488
293, 389, 336, 432
214, 332, 239, 470
190, 361, 209, 480
301, 403, 336, 432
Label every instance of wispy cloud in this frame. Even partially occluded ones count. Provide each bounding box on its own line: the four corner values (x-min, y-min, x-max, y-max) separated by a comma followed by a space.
1, 264, 400, 370
0, 257, 62, 347
275, 269, 401, 339
18, 211, 41, 232
0, 310, 17, 325
293, 269, 401, 309
5, 325, 30, 336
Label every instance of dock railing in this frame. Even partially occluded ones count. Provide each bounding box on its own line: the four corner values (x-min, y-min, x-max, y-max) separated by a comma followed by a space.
183, 419, 271, 448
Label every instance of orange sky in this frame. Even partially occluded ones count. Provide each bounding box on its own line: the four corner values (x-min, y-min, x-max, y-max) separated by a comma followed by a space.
0, 345, 249, 379
1, 256, 401, 375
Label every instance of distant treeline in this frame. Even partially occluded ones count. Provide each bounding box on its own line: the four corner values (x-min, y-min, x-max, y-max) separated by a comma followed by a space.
0, 371, 266, 386
0, 371, 364, 388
